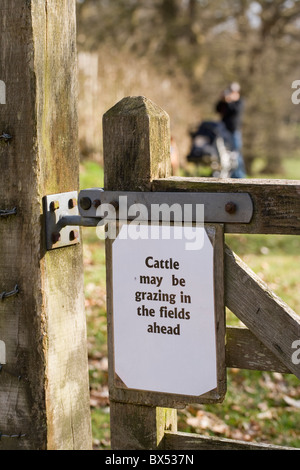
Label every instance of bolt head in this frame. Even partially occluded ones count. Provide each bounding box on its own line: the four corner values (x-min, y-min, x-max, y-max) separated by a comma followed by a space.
225, 201, 237, 214
93, 199, 101, 208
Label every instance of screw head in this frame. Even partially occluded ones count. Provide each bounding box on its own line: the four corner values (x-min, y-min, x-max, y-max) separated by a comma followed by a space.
225, 201, 237, 214
93, 199, 101, 208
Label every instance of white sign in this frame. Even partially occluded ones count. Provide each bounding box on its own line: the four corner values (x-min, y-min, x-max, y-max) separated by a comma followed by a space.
112, 224, 218, 397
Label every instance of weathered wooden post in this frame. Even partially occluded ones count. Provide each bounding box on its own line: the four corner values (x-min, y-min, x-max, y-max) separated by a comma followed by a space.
103, 96, 177, 449
0, 1, 92, 449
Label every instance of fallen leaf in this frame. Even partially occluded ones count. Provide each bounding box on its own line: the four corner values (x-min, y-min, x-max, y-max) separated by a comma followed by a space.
186, 410, 229, 435
283, 395, 300, 409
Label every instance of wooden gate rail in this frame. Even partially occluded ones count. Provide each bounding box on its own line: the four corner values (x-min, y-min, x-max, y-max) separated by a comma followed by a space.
152, 177, 300, 235
225, 326, 291, 374
225, 245, 300, 378
162, 431, 297, 450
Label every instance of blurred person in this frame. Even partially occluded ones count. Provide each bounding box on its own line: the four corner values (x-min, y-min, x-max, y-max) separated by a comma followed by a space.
216, 82, 246, 178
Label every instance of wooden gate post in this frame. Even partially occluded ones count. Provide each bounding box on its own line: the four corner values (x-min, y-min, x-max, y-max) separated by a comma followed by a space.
0, 1, 92, 449
103, 96, 177, 449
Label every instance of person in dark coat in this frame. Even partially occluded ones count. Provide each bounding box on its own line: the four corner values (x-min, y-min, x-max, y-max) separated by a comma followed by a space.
216, 82, 246, 178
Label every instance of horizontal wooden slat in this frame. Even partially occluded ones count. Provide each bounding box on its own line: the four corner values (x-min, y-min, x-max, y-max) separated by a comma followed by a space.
225, 246, 300, 379
152, 177, 300, 234
226, 326, 291, 373
162, 431, 297, 450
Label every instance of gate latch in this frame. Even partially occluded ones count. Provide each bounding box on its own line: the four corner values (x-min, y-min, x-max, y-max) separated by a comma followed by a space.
44, 189, 253, 251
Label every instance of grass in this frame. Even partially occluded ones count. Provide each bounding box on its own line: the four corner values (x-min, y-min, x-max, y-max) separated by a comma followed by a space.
80, 156, 300, 450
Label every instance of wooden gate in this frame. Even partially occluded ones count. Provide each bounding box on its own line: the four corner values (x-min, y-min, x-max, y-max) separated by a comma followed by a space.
103, 96, 300, 450
1, 2, 298, 449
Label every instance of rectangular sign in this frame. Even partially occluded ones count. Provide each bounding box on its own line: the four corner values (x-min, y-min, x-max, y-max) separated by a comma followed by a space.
108, 223, 226, 406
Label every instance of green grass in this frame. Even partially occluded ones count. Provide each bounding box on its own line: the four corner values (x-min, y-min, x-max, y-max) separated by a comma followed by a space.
80, 160, 104, 189
283, 159, 300, 180
80, 157, 300, 450
80, 161, 108, 449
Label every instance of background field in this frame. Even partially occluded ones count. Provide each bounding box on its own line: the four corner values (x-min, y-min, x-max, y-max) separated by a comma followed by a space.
80, 158, 300, 450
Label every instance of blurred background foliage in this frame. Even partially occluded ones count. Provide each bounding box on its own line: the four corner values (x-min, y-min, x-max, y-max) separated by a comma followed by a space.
76, 0, 300, 176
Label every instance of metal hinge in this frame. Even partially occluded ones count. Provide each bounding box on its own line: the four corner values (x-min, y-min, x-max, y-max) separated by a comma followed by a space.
44, 189, 253, 250
44, 192, 80, 250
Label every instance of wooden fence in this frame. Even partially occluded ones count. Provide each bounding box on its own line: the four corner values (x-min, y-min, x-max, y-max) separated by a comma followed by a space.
103, 96, 300, 451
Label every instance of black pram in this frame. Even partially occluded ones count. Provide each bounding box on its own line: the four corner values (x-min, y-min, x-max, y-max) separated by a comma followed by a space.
186, 121, 238, 178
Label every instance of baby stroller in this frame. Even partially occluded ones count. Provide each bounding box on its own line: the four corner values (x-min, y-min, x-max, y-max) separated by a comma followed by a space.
186, 121, 238, 178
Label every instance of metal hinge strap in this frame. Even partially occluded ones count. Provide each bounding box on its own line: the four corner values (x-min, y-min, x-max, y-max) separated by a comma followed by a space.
44, 189, 253, 250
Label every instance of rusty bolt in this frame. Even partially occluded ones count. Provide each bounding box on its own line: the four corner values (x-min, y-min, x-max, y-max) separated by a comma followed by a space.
93, 199, 101, 208
51, 232, 61, 244
50, 200, 60, 212
68, 198, 77, 209
69, 230, 79, 241
225, 201, 237, 214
